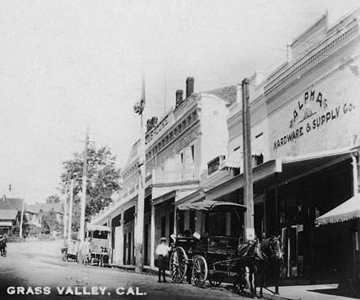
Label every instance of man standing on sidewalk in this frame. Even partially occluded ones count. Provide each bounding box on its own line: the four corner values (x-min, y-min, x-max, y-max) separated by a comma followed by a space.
156, 237, 171, 283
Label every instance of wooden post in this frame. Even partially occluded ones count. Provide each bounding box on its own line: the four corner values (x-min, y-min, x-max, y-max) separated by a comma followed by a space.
352, 154, 359, 286
241, 79, 255, 242
150, 201, 156, 269
63, 193, 68, 245
19, 200, 25, 239
79, 129, 88, 242
275, 173, 280, 294
134, 77, 146, 272
68, 179, 74, 244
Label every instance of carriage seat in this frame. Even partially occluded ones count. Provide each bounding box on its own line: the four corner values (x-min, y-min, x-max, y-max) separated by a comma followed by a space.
207, 235, 238, 256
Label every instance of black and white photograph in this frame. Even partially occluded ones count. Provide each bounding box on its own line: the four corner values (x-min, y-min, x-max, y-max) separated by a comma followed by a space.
1, 0, 360, 299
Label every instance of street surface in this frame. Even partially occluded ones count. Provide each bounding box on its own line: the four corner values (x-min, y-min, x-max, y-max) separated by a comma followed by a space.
0, 240, 247, 300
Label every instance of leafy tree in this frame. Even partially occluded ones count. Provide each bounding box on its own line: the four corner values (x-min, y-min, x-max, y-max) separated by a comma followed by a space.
41, 209, 63, 234
46, 194, 61, 203
60, 145, 121, 231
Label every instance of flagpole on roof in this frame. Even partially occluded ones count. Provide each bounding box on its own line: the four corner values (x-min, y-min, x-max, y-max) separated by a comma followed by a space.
133, 75, 146, 273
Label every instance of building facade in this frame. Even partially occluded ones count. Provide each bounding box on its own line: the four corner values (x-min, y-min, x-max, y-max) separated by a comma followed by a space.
191, 10, 360, 284
91, 9, 360, 284
90, 78, 235, 268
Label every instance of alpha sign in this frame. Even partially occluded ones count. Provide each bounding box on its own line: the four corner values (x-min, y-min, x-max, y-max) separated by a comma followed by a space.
273, 88, 356, 151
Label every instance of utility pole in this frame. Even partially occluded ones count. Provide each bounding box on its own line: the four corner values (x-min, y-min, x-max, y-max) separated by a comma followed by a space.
19, 200, 25, 239
133, 77, 146, 273
164, 74, 167, 114
79, 129, 89, 242
241, 78, 255, 242
68, 179, 74, 245
63, 191, 68, 245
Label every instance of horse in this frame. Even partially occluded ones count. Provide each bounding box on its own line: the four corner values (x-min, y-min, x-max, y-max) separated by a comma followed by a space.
0, 235, 7, 257
78, 238, 92, 264
237, 236, 283, 298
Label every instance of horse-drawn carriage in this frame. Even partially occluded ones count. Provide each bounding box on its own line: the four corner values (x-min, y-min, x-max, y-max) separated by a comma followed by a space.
84, 225, 111, 267
169, 200, 283, 296
169, 200, 248, 288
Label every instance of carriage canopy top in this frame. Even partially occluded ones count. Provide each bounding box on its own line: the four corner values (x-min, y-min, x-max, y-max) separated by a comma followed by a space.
177, 200, 246, 212
87, 225, 111, 232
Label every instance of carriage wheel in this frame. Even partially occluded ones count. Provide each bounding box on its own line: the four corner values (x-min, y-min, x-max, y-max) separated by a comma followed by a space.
209, 272, 224, 287
169, 247, 188, 283
192, 255, 208, 287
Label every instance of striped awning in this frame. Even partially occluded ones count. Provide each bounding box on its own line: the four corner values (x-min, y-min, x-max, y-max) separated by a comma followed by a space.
224, 157, 241, 169
316, 194, 360, 225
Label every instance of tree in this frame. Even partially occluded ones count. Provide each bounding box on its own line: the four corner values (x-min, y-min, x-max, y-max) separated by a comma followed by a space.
60, 145, 121, 231
46, 194, 61, 203
41, 209, 63, 234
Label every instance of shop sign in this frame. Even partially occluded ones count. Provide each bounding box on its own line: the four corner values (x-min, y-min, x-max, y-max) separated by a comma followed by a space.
273, 89, 356, 151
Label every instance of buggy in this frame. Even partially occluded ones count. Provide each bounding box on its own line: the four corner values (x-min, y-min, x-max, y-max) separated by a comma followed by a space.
85, 225, 111, 267
62, 239, 80, 262
169, 200, 248, 288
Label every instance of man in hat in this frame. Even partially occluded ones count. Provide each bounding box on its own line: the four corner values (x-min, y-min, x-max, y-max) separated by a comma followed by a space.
155, 237, 171, 282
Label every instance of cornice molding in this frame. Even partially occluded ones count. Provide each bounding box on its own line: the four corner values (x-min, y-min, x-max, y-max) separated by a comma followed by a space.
266, 19, 359, 103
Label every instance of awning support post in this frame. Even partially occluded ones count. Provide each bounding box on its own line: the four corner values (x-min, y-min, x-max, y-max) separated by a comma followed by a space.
352, 154, 359, 195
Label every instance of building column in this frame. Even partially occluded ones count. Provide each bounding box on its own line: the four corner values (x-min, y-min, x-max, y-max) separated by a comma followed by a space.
119, 219, 124, 266
108, 217, 112, 251
150, 200, 156, 269
173, 207, 177, 235
352, 154, 360, 286
352, 154, 359, 195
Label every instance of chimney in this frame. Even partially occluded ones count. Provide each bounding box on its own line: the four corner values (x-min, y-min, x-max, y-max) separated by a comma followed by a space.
175, 90, 184, 107
186, 77, 194, 98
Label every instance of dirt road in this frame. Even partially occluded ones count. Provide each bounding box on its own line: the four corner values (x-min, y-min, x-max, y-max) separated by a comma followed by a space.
0, 240, 246, 300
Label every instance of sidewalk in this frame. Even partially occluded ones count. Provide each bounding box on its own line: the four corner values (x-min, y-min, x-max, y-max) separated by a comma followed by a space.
264, 284, 360, 300
110, 264, 359, 300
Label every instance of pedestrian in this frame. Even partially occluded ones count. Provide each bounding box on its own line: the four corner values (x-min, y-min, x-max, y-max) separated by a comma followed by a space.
155, 237, 171, 283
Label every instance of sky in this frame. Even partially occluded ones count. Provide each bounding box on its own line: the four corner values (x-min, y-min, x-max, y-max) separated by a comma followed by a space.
0, 0, 359, 204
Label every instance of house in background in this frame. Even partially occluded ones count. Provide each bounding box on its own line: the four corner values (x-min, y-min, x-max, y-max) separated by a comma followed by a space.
26, 202, 64, 235
0, 197, 26, 236
0, 209, 19, 236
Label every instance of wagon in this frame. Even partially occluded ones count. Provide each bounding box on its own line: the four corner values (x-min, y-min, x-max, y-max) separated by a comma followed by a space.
62, 239, 80, 262
169, 200, 248, 288
85, 225, 111, 267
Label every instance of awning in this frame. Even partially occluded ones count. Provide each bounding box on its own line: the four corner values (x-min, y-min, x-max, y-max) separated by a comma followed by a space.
87, 225, 111, 232
175, 188, 205, 207
0, 221, 13, 227
152, 189, 176, 206
177, 200, 246, 212
224, 157, 242, 169
207, 147, 357, 201
316, 194, 360, 225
